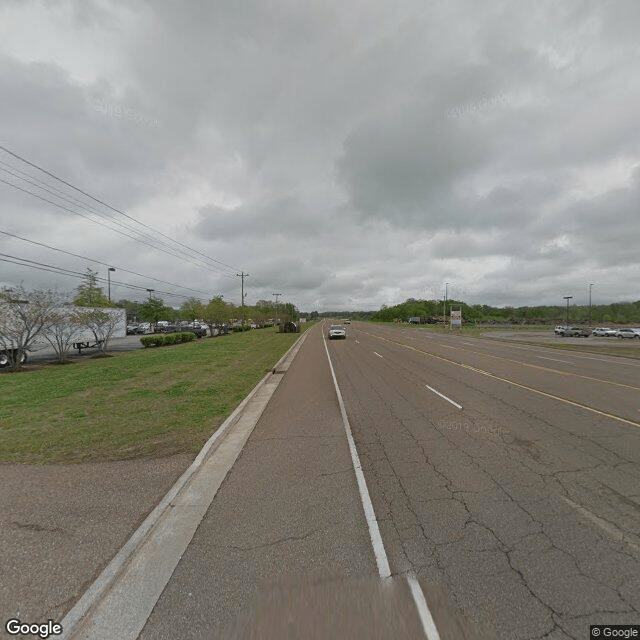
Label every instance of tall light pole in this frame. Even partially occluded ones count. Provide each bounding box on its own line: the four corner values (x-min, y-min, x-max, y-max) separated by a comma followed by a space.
563, 296, 573, 326
443, 282, 450, 327
147, 288, 154, 301
588, 283, 595, 326
107, 267, 116, 301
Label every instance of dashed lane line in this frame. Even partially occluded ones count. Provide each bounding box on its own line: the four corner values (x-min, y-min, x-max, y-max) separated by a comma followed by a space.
535, 355, 573, 364
425, 385, 463, 410
373, 351, 383, 358
360, 330, 640, 430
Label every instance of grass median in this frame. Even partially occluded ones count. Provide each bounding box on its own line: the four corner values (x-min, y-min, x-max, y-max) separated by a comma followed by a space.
0, 327, 306, 464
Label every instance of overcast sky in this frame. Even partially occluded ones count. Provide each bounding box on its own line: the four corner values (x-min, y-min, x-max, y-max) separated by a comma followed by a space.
1, 0, 639, 311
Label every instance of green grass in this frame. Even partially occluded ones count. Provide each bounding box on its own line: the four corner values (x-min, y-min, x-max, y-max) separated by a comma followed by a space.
0, 327, 305, 464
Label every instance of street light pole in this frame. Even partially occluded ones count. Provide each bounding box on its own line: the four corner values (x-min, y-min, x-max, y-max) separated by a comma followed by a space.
563, 296, 573, 326
588, 283, 595, 326
107, 267, 116, 301
147, 288, 154, 301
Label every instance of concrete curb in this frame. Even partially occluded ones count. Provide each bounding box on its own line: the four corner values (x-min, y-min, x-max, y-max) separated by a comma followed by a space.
59, 328, 311, 640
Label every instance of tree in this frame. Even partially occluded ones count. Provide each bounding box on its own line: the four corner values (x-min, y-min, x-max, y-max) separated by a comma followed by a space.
180, 298, 205, 322
74, 268, 114, 307
0, 286, 61, 370
45, 307, 84, 363
74, 309, 123, 354
201, 297, 234, 335
138, 298, 172, 332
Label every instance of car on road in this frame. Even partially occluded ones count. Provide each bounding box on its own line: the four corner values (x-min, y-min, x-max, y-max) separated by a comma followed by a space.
327, 324, 347, 340
558, 326, 590, 337
591, 327, 617, 337
554, 325, 566, 335
615, 327, 640, 339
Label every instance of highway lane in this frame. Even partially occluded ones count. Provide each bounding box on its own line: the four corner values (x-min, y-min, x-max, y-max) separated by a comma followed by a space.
356, 324, 640, 426
328, 322, 640, 639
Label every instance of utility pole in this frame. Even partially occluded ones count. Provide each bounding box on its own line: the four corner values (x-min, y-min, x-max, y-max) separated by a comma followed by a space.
236, 272, 249, 320
588, 283, 595, 326
563, 295, 573, 326
107, 267, 116, 301
147, 288, 154, 301
273, 292, 282, 326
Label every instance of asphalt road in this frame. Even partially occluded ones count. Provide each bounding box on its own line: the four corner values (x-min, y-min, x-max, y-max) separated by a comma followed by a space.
79, 321, 640, 639
328, 322, 640, 638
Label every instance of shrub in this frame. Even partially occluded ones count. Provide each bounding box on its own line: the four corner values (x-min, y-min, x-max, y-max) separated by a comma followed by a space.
140, 332, 197, 347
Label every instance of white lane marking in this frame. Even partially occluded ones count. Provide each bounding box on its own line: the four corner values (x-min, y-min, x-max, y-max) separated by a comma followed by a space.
425, 385, 463, 410
373, 351, 383, 358
535, 355, 573, 364
323, 334, 439, 639
363, 331, 640, 430
355, 339, 360, 344
407, 575, 442, 640
561, 496, 640, 554
461, 341, 475, 346
323, 336, 390, 578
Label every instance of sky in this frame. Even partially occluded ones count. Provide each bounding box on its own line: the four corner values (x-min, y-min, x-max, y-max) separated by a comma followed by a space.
0, 0, 639, 312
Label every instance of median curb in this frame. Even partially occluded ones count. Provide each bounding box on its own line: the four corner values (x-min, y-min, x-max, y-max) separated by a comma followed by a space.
59, 327, 311, 640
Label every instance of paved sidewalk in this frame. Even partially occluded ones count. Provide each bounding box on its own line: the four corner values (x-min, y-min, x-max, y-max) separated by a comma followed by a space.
0, 454, 193, 639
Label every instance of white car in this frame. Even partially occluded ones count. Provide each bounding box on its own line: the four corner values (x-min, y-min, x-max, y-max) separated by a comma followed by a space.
554, 325, 566, 335
591, 327, 616, 337
327, 324, 347, 340
616, 328, 640, 339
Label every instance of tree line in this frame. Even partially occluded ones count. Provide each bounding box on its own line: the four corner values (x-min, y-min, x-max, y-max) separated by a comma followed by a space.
367, 298, 640, 324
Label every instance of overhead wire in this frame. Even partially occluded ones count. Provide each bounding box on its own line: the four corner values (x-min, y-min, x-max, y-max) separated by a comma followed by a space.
0, 145, 241, 275
0, 229, 215, 296
0, 254, 201, 302
0, 174, 236, 277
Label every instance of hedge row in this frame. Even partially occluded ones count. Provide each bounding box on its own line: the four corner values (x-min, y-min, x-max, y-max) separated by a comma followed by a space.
232, 325, 252, 332
140, 332, 197, 348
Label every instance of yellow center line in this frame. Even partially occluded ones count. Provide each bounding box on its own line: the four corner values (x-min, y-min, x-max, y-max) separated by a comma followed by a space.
361, 330, 640, 430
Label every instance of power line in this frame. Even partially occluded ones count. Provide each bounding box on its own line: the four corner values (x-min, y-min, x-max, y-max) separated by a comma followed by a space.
0, 144, 242, 274
0, 229, 214, 296
0, 175, 238, 279
0, 253, 203, 302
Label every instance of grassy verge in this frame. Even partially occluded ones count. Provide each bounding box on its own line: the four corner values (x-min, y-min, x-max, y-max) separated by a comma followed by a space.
0, 326, 308, 464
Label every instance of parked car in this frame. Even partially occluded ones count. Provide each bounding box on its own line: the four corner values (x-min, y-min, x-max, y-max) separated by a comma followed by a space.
328, 324, 347, 340
616, 328, 640, 339
591, 327, 617, 337
559, 326, 590, 337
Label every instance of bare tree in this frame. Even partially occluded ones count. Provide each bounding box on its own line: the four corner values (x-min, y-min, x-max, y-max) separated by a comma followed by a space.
74, 309, 123, 354
0, 286, 60, 370
45, 307, 84, 363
